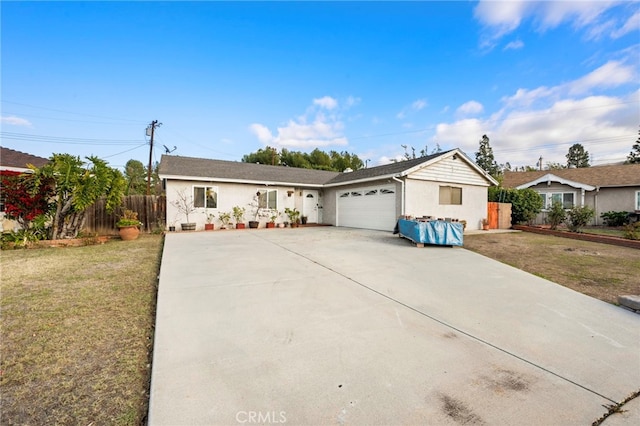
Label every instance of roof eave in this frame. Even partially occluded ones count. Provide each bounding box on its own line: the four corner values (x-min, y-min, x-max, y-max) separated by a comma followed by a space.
323, 173, 401, 188
159, 174, 326, 187
515, 173, 596, 191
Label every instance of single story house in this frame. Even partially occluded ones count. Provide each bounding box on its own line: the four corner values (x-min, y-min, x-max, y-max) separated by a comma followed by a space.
502, 163, 640, 225
158, 148, 498, 232
0, 147, 50, 232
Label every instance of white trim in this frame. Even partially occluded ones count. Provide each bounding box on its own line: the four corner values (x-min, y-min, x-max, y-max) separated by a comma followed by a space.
516, 173, 595, 191
636, 190, 640, 211
0, 166, 34, 173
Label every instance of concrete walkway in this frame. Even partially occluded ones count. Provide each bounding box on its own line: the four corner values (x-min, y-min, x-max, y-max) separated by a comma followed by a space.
148, 227, 640, 425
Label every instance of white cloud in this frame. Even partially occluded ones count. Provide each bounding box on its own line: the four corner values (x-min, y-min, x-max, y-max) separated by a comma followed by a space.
612, 11, 640, 39
346, 96, 361, 107
432, 58, 639, 167
397, 98, 428, 120
249, 98, 349, 149
568, 60, 636, 95
313, 96, 338, 110
475, 0, 626, 48
504, 39, 524, 50
412, 99, 427, 110
456, 100, 484, 116
1, 115, 32, 126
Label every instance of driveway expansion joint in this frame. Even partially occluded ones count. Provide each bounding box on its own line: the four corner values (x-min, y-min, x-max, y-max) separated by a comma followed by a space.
255, 232, 619, 405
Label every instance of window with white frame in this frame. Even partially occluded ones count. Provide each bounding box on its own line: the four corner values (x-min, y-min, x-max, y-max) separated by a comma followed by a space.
636, 191, 640, 211
548, 192, 574, 209
439, 186, 462, 205
258, 189, 277, 209
193, 186, 218, 208
539, 193, 548, 210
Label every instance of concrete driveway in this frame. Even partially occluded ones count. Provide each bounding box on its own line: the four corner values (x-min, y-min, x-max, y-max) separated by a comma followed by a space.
148, 227, 640, 425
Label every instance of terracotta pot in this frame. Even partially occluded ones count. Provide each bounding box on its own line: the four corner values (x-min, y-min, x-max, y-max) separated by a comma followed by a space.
118, 226, 140, 241
236, 223, 246, 229
266, 222, 275, 228
205, 223, 214, 231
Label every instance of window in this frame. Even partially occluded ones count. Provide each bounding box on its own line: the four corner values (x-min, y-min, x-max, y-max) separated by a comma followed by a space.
193, 186, 217, 208
351, 191, 363, 197
339, 192, 350, 198
439, 186, 462, 205
380, 188, 395, 194
636, 191, 640, 211
258, 189, 277, 209
547, 192, 574, 209
539, 193, 548, 209
365, 189, 378, 196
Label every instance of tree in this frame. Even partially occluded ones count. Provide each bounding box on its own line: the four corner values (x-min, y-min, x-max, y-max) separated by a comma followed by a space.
242, 146, 280, 166
475, 135, 501, 178
545, 162, 566, 170
242, 147, 364, 172
124, 159, 147, 195
566, 143, 590, 168
32, 154, 126, 239
626, 128, 640, 164
488, 187, 543, 225
0, 170, 54, 230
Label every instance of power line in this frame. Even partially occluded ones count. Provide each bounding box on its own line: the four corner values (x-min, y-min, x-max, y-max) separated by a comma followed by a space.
0, 131, 144, 145
1, 100, 147, 124
2, 111, 143, 126
102, 143, 148, 159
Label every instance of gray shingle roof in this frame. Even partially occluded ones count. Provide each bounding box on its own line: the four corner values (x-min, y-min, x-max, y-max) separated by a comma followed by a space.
158, 155, 340, 185
325, 150, 454, 185
0, 147, 49, 169
159, 151, 459, 187
502, 163, 640, 188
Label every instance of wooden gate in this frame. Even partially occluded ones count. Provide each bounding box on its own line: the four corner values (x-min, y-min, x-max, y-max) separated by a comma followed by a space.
487, 202, 499, 229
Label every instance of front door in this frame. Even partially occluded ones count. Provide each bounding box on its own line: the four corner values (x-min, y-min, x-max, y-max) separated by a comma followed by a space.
302, 190, 319, 223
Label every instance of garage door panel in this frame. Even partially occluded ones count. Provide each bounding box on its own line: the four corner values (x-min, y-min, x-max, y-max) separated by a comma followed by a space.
338, 186, 396, 231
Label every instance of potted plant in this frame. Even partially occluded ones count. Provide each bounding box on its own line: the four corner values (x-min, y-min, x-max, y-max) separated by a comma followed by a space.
204, 212, 215, 231
218, 211, 231, 229
481, 218, 489, 231
117, 209, 142, 241
285, 207, 301, 228
267, 210, 278, 228
301, 215, 308, 225
171, 188, 197, 231
232, 206, 246, 229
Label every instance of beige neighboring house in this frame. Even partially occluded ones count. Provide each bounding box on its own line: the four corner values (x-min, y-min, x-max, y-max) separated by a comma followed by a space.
158, 148, 498, 232
502, 163, 640, 225
0, 147, 50, 231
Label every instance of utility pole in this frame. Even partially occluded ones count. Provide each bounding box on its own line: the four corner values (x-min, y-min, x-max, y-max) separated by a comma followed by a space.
146, 120, 161, 195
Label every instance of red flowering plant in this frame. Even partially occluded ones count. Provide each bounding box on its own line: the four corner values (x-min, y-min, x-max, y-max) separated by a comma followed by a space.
0, 170, 54, 231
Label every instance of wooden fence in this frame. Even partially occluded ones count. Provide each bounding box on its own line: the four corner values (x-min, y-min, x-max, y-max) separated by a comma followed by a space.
84, 195, 166, 235
487, 202, 512, 229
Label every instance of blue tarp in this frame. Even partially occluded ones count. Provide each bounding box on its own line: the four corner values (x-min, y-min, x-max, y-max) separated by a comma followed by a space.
394, 219, 464, 246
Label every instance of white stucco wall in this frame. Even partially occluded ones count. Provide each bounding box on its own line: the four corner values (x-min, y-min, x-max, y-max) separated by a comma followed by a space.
404, 179, 488, 230
165, 180, 299, 230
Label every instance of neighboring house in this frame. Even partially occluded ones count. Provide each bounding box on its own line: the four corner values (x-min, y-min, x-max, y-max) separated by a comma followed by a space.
0, 147, 50, 231
502, 164, 640, 225
158, 148, 497, 232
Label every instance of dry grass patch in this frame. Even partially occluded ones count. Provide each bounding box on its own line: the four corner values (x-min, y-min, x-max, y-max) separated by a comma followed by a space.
463, 232, 640, 304
1, 234, 163, 425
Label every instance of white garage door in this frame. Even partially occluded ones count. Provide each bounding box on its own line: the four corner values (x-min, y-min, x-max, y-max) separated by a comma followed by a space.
337, 185, 397, 231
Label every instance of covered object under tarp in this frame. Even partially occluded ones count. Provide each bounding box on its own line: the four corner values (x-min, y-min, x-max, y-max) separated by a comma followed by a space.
394, 219, 463, 247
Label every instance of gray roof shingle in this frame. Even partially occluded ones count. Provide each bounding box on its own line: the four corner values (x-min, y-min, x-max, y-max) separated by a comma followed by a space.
502, 164, 640, 188
159, 151, 459, 187
0, 147, 49, 169
158, 155, 340, 185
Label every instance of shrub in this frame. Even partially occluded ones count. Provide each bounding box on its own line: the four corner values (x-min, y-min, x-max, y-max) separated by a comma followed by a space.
547, 202, 566, 230
600, 211, 630, 227
623, 222, 640, 240
565, 206, 595, 232
489, 187, 543, 225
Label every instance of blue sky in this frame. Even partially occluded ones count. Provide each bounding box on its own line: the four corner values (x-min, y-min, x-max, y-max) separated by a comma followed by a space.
1, 1, 638, 170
